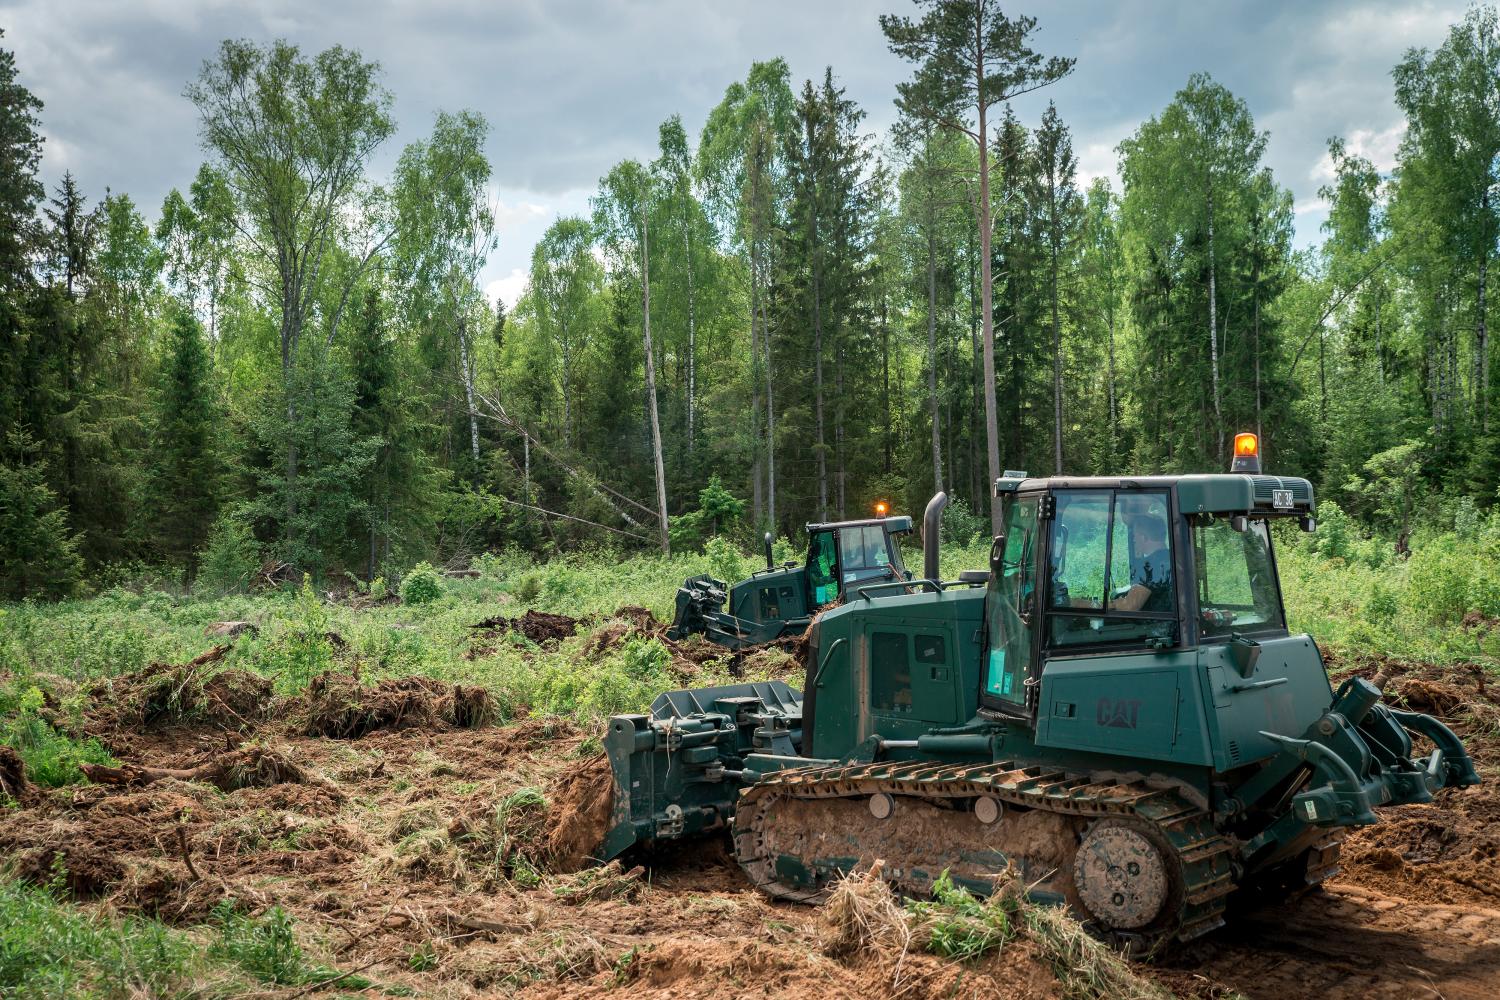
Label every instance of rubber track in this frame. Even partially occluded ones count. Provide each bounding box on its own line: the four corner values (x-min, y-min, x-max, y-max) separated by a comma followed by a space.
732, 759, 1237, 946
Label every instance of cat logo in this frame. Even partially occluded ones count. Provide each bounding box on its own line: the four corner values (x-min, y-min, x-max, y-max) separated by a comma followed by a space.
1096, 697, 1142, 730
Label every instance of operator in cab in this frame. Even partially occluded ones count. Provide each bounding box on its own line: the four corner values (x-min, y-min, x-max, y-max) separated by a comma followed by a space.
1112, 514, 1173, 613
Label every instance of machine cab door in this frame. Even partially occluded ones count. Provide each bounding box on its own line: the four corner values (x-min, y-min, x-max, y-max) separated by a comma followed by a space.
805, 528, 840, 610
982, 493, 1040, 715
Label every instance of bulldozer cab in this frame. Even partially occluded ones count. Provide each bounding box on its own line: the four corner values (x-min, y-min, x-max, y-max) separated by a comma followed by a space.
804, 517, 912, 610
981, 472, 1305, 722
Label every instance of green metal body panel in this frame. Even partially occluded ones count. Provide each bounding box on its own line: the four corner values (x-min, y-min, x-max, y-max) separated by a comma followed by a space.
726, 566, 810, 642
802, 586, 985, 756
1195, 635, 1333, 770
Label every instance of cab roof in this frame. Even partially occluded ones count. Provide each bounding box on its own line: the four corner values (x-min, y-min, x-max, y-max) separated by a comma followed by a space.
806, 514, 915, 534
992, 473, 1315, 514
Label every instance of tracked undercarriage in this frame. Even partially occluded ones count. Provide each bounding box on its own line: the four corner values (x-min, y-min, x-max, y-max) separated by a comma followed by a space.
734, 760, 1345, 947
734, 761, 1235, 945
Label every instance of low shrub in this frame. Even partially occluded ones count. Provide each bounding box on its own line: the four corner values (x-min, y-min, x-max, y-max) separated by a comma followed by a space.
400, 562, 445, 606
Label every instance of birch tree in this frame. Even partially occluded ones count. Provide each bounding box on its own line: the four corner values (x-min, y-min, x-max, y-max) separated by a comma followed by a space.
187, 40, 394, 543
595, 160, 671, 553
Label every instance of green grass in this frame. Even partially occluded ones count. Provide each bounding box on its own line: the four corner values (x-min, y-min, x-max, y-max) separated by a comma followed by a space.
0, 875, 213, 999
1275, 504, 1500, 668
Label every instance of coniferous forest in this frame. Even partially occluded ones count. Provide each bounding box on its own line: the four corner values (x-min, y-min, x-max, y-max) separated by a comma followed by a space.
2, 5, 1499, 596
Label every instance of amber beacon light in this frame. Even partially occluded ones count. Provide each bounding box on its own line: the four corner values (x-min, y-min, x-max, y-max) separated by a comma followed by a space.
874, 500, 889, 517
1231, 432, 1262, 474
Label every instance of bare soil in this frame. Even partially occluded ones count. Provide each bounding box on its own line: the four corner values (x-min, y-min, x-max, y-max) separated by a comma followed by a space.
3, 641, 1500, 998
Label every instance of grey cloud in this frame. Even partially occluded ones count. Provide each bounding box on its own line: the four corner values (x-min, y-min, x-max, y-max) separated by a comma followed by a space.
0, 0, 1471, 257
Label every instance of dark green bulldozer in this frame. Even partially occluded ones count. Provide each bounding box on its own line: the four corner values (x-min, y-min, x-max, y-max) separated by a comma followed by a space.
666, 512, 915, 649
601, 434, 1480, 948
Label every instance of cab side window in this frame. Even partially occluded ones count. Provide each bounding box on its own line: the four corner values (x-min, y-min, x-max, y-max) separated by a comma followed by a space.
1047, 490, 1176, 650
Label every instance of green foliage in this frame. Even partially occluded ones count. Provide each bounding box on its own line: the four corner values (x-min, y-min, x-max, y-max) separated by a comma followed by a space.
196, 509, 259, 594
399, 561, 445, 605
208, 901, 305, 985
942, 497, 985, 547
150, 308, 219, 575
703, 535, 750, 586
905, 872, 1013, 961
669, 475, 748, 550
2, 685, 114, 787
0, 877, 201, 999
254, 576, 336, 693
0, 432, 83, 601
248, 348, 380, 576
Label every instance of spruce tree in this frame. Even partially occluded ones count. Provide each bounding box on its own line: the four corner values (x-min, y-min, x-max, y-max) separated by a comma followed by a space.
0, 431, 83, 600
151, 308, 219, 576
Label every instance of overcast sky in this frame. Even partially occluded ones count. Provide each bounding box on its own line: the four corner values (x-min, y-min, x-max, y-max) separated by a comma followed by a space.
0, 0, 1470, 307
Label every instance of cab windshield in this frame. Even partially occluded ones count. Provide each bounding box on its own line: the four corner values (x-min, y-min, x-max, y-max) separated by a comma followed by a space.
838, 525, 903, 586
1193, 517, 1286, 637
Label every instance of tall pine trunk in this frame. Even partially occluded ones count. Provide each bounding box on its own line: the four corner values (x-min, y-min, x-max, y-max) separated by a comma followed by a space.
1206, 181, 1223, 461
685, 215, 696, 452
457, 314, 480, 464
1478, 186, 1489, 432
812, 215, 828, 521
1049, 184, 1063, 475
836, 342, 846, 518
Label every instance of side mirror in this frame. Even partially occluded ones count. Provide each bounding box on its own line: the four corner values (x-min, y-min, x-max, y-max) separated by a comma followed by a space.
1300, 516, 1316, 533
1229, 515, 1248, 533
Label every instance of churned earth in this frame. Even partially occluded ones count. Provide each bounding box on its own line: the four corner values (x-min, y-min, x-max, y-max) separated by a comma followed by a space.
2, 614, 1499, 998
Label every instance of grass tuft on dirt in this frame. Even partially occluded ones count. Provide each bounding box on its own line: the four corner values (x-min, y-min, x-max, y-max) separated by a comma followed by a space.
1021, 902, 1175, 1000
819, 862, 912, 959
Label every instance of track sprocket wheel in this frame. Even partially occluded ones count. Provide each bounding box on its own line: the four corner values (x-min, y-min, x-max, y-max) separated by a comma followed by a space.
1073, 819, 1178, 931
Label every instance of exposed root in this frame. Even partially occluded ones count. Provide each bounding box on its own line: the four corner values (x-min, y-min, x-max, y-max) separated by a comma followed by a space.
80, 746, 312, 792
544, 754, 614, 873
301, 673, 495, 738
84, 646, 273, 732
0, 745, 34, 803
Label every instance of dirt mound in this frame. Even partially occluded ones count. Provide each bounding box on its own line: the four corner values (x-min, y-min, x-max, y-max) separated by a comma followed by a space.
1338, 789, 1500, 907
545, 754, 615, 872
0, 745, 35, 804
300, 672, 495, 738
79, 745, 317, 793
471, 609, 584, 646
85, 646, 274, 732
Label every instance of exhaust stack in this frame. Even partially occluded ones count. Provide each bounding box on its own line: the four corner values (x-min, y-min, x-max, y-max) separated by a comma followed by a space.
763, 532, 774, 571
923, 492, 948, 581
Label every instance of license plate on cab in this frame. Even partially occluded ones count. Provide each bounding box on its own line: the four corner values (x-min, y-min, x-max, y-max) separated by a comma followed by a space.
1272, 489, 1293, 509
